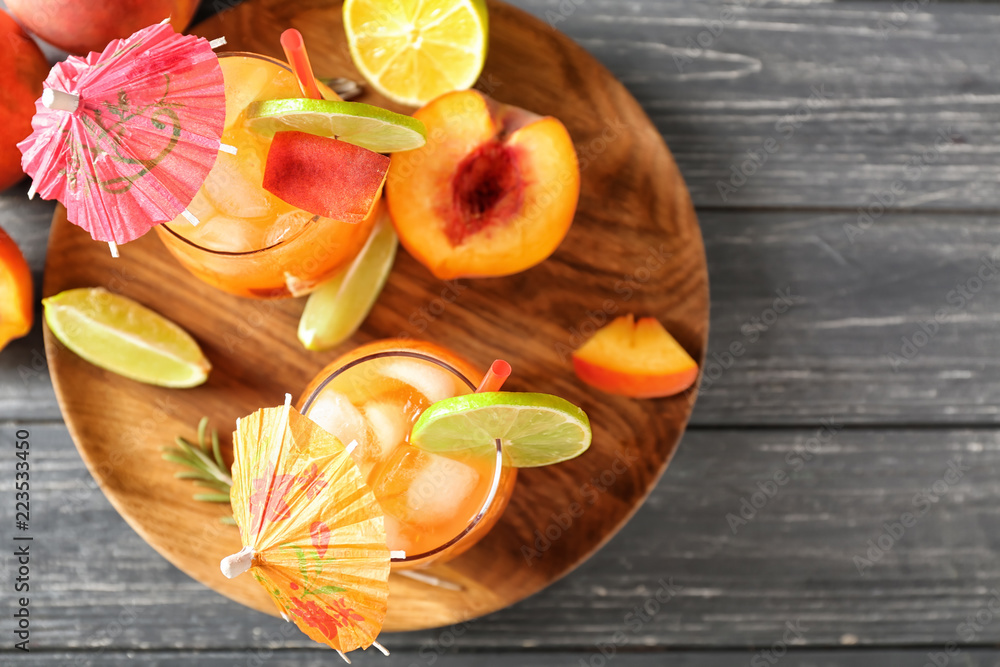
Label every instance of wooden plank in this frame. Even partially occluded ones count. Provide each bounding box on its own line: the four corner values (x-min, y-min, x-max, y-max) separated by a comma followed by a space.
8, 422, 1000, 650
6, 207, 1000, 424
688, 210, 1000, 425
513, 0, 1000, 211
7, 649, 1000, 666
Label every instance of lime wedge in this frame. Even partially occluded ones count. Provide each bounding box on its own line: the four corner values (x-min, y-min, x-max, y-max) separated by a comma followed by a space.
410, 392, 592, 468
43, 287, 211, 388
246, 98, 427, 152
298, 206, 398, 351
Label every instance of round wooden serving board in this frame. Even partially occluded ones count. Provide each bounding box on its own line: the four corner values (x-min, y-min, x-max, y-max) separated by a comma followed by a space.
42, 0, 708, 632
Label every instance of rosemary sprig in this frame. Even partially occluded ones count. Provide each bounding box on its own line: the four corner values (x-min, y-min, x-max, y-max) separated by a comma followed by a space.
162, 417, 237, 526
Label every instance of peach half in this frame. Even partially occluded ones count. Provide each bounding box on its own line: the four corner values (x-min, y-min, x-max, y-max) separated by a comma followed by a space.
573, 315, 698, 399
385, 90, 579, 280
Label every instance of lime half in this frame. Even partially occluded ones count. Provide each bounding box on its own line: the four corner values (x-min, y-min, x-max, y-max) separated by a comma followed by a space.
410, 392, 592, 468
43, 287, 211, 388
298, 206, 398, 351
246, 98, 427, 152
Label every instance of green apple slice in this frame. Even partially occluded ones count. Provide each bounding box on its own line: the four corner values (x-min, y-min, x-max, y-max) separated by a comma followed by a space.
43, 287, 210, 388
409, 392, 592, 468
298, 207, 398, 351
246, 98, 427, 152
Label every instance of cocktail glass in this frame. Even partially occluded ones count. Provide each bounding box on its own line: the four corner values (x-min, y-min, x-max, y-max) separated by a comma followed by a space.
155, 52, 376, 299
298, 340, 518, 570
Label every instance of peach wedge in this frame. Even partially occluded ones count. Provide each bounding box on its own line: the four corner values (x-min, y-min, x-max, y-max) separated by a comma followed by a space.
386, 90, 579, 280
573, 315, 698, 399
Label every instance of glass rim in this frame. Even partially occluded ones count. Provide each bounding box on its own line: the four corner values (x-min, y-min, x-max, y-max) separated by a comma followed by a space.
300, 349, 506, 564
159, 51, 320, 257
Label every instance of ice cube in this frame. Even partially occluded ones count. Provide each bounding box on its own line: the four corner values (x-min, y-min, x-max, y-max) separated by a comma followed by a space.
223, 65, 274, 126
372, 448, 481, 526
306, 390, 369, 451
265, 210, 313, 248
201, 151, 273, 220
177, 210, 262, 252
382, 514, 411, 555
377, 359, 456, 403
362, 401, 408, 461
406, 453, 479, 522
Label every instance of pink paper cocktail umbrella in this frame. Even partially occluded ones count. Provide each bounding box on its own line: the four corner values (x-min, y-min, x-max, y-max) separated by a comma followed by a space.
18, 20, 231, 256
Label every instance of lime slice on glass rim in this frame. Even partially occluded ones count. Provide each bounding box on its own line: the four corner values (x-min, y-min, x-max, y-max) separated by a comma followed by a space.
43, 287, 211, 388
298, 204, 398, 351
409, 392, 592, 468
246, 98, 427, 152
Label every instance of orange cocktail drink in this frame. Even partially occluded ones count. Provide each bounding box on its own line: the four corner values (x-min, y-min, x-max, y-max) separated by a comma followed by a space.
155, 52, 375, 299
298, 340, 517, 569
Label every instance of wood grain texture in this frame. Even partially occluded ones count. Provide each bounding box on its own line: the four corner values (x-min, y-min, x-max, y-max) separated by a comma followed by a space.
8, 424, 1000, 650
689, 210, 1000, 426
40, 0, 707, 633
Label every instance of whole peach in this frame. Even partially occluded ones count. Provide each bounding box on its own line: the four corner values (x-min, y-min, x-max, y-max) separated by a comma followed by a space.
6, 0, 199, 55
0, 11, 48, 192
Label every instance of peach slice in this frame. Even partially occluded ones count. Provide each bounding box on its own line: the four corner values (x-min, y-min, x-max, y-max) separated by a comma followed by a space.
0, 227, 33, 352
262, 131, 389, 224
573, 315, 698, 399
385, 90, 579, 280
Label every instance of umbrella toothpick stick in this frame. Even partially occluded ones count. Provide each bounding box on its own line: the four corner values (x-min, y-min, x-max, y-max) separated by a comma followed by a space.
181, 209, 200, 226
336, 650, 352, 664
220, 544, 254, 578
41, 88, 80, 113
108, 242, 119, 258
396, 569, 464, 591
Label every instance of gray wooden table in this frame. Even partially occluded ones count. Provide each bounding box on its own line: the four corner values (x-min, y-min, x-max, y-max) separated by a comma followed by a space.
5, 0, 1000, 664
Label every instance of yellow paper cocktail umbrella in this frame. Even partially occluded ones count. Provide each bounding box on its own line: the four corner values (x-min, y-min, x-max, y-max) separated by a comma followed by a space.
220, 396, 393, 660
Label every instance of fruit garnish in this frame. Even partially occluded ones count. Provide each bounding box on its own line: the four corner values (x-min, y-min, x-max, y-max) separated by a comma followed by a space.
262, 131, 389, 223
410, 392, 592, 468
0, 11, 47, 191
298, 203, 398, 350
247, 98, 427, 152
161, 417, 236, 525
42, 287, 211, 388
343, 0, 489, 107
572, 314, 699, 398
0, 227, 33, 352
385, 90, 579, 280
